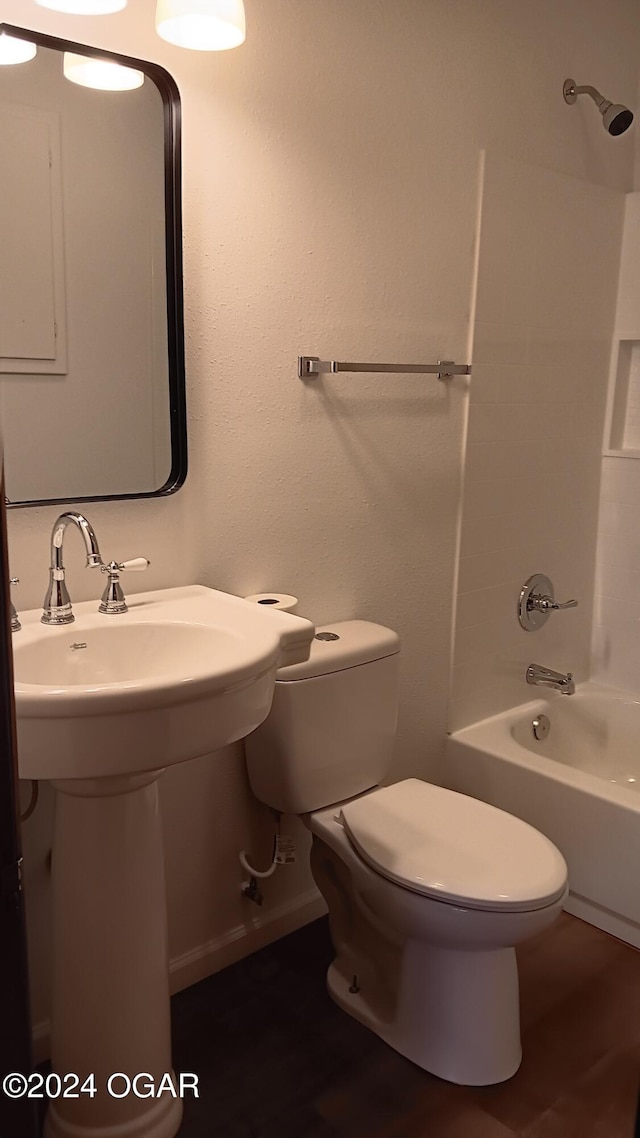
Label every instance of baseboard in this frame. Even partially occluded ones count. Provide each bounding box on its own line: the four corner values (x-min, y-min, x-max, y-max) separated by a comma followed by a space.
32, 887, 327, 1061
565, 892, 640, 950
168, 887, 327, 994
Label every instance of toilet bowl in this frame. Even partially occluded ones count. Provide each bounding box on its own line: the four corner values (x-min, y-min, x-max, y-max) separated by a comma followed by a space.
245, 621, 568, 1085
309, 781, 566, 1084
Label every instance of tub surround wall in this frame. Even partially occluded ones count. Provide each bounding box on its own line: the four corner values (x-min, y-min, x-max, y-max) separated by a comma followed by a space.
593, 193, 640, 695
451, 154, 625, 731
4, 0, 640, 1040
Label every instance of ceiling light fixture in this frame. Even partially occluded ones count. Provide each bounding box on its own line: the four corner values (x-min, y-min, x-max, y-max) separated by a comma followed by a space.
0, 31, 38, 64
155, 0, 246, 50
63, 51, 144, 89
35, 0, 127, 13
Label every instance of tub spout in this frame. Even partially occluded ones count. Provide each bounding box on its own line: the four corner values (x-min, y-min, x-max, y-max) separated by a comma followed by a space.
526, 664, 575, 696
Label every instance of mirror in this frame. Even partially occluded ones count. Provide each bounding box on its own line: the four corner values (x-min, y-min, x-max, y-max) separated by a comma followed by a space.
0, 24, 186, 507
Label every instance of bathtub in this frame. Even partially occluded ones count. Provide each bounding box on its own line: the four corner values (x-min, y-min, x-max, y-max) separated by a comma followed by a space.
447, 682, 640, 949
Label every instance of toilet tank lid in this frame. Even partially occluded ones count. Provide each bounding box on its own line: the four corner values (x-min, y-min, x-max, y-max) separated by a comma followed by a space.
275, 620, 400, 680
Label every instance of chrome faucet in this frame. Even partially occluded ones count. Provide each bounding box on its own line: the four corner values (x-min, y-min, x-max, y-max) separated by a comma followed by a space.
9, 577, 20, 633
42, 512, 103, 625
526, 663, 575, 696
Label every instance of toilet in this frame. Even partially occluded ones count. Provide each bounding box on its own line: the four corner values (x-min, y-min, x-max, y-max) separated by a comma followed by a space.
245, 621, 568, 1086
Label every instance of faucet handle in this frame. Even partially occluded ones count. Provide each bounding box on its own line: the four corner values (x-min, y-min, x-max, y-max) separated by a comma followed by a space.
519, 574, 578, 631
98, 558, 149, 615
118, 558, 150, 572
536, 595, 577, 613
99, 558, 150, 577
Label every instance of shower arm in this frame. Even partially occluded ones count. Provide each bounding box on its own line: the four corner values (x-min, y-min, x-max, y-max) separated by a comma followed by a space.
575, 85, 608, 109
566, 82, 611, 113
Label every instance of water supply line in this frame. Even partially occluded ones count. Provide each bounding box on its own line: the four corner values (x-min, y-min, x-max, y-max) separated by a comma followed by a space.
239, 847, 278, 880
239, 846, 277, 908
240, 811, 295, 905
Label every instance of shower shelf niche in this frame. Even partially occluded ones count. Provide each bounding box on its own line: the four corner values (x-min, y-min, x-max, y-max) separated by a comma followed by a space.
604, 338, 640, 459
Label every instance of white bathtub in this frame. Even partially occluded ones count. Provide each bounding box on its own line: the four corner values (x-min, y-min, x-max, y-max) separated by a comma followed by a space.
447, 682, 640, 949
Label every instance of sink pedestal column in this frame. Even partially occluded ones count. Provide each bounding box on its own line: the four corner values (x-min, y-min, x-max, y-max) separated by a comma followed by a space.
45, 771, 183, 1138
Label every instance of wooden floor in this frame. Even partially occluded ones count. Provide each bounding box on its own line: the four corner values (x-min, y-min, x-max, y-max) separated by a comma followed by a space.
171, 913, 640, 1137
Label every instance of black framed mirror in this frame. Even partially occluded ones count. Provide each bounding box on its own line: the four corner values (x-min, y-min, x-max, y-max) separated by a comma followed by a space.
0, 23, 186, 508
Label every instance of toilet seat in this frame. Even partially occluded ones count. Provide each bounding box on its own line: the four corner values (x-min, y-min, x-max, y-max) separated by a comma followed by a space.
339, 779, 567, 913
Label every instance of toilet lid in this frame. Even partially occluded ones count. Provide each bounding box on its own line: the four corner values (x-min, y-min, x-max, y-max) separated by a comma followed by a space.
339, 779, 567, 912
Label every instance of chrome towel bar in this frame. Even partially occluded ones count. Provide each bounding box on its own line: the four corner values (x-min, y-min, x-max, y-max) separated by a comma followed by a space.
298, 356, 472, 381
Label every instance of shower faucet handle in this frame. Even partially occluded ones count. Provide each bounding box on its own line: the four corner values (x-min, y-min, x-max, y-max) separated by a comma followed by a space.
518, 574, 578, 631
532, 595, 578, 613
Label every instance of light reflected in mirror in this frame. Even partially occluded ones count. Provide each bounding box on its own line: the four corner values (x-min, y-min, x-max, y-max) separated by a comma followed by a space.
0, 25, 186, 507
62, 52, 145, 90
0, 32, 37, 64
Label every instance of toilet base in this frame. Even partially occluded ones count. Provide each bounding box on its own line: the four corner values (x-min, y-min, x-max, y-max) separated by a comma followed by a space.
327, 938, 522, 1086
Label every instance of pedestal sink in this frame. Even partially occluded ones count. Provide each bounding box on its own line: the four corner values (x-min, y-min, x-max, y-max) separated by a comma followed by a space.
13, 585, 314, 1138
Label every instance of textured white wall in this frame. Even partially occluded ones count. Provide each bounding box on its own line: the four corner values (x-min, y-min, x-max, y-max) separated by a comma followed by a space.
3, 0, 639, 1033
451, 154, 625, 729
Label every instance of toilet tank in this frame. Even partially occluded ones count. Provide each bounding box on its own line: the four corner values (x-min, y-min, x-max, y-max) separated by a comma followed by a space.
244, 620, 400, 814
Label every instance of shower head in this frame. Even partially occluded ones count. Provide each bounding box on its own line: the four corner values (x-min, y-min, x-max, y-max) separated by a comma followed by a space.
563, 78, 634, 136
602, 103, 634, 136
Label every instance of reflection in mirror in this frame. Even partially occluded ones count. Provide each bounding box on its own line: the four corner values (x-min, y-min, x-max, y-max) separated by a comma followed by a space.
0, 25, 186, 507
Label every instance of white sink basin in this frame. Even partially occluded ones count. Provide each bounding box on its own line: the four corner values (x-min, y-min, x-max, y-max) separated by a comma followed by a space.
15, 621, 243, 689
13, 583, 314, 781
